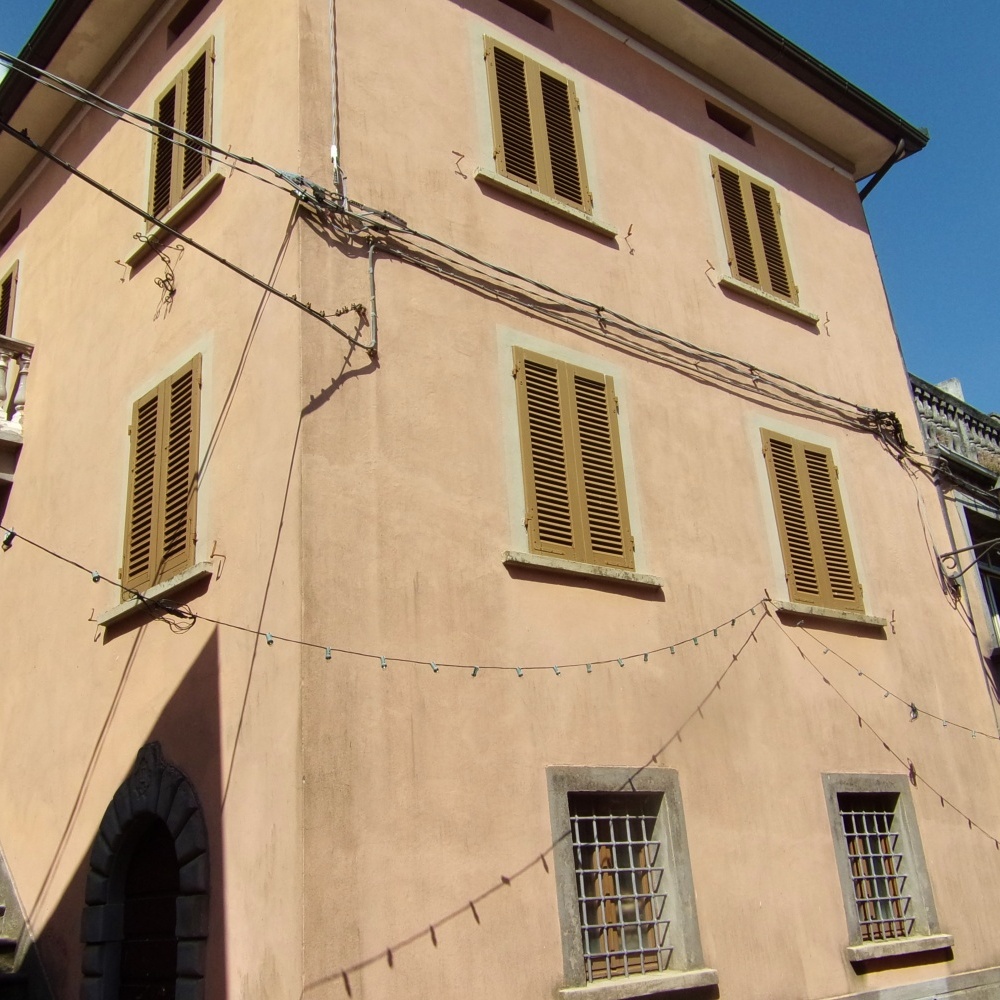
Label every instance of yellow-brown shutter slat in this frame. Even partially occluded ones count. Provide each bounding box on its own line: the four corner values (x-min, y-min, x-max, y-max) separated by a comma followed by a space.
123, 390, 163, 592
539, 71, 584, 208
572, 372, 630, 565
492, 45, 538, 186
751, 181, 793, 300
157, 356, 200, 582
803, 446, 863, 608
151, 86, 177, 217
716, 162, 759, 284
764, 433, 820, 601
182, 51, 209, 192
517, 350, 576, 555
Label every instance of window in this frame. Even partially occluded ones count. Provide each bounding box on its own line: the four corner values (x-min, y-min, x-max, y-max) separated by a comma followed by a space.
712, 157, 796, 302
964, 510, 1000, 649
761, 429, 863, 612
547, 767, 715, 996
122, 356, 201, 594
513, 347, 633, 570
150, 40, 214, 219
0, 261, 17, 339
485, 38, 591, 213
823, 774, 951, 962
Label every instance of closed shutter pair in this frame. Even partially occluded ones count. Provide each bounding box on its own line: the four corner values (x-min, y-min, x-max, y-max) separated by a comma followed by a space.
762, 429, 863, 611
712, 157, 796, 303
122, 356, 201, 593
485, 39, 592, 213
150, 41, 214, 218
514, 347, 633, 569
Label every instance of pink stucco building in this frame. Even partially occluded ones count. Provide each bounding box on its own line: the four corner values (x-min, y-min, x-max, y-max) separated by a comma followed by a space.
2, 1, 999, 998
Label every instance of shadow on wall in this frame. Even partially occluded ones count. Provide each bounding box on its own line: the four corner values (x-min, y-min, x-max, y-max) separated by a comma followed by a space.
22, 627, 228, 999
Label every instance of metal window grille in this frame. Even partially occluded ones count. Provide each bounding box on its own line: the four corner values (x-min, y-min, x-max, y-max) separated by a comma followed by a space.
838, 793, 914, 941
569, 793, 670, 981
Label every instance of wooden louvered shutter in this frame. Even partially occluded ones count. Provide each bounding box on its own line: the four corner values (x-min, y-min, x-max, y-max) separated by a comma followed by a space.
0, 262, 17, 338
712, 159, 797, 303
123, 385, 164, 592
514, 349, 633, 569
569, 367, 632, 568
488, 43, 539, 188
750, 181, 793, 300
181, 44, 213, 196
150, 85, 178, 217
761, 430, 862, 612
122, 356, 201, 594
515, 349, 577, 560
157, 356, 201, 582
538, 70, 590, 211
486, 39, 591, 212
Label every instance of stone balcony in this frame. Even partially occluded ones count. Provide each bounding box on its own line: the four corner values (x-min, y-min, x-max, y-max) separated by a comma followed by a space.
0, 335, 32, 487
911, 374, 1000, 484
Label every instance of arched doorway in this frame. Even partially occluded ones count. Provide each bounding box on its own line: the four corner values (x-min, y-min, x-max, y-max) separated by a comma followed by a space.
81, 743, 209, 998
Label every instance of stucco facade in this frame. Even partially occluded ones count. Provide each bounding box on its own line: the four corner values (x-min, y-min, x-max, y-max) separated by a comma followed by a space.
1, 1, 999, 998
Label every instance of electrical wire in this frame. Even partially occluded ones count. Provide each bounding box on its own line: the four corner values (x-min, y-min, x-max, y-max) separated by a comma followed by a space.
0, 51, 301, 197
0, 117, 365, 348
1, 49, 929, 467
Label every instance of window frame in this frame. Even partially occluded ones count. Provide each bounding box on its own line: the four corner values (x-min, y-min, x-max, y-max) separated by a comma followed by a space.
961, 507, 1000, 650
711, 156, 798, 305
148, 38, 215, 222
121, 355, 202, 596
547, 767, 716, 998
822, 774, 952, 963
513, 346, 634, 572
484, 37, 593, 215
760, 428, 865, 614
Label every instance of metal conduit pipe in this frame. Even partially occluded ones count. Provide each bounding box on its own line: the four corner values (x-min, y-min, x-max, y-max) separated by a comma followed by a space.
367, 239, 378, 356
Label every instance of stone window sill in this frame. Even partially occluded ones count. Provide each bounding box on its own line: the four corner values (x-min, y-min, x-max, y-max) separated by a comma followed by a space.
97, 561, 214, 627
475, 169, 617, 239
773, 600, 887, 629
122, 169, 225, 269
560, 967, 719, 1000
718, 275, 819, 325
504, 550, 661, 590
847, 933, 953, 964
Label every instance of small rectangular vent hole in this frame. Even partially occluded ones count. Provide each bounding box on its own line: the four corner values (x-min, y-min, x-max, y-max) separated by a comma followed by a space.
0, 211, 20, 253
168, 0, 211, 44
706, 102, 754, 144
498, 0, 553, 28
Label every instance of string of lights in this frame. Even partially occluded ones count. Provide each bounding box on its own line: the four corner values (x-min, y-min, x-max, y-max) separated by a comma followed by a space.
313, 611, 768, 994
768, 610, 1000, 851
0, 522, 764, 674
784, 613, 1000, 742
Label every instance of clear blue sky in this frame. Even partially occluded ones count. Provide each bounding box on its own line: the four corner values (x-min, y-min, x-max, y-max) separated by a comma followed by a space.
2, 1, 997, 414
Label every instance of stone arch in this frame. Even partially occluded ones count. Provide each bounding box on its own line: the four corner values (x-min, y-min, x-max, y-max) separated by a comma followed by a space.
81, 742, 209, 999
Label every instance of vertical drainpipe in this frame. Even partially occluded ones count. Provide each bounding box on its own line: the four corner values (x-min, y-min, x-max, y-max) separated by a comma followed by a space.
329, 0, 345, 202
